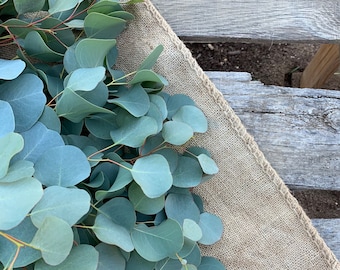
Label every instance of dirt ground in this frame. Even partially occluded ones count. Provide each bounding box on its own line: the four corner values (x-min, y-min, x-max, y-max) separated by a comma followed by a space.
185, 42, 340, 218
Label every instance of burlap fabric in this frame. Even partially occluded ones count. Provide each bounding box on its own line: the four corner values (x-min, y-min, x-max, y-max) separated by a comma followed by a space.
115, 1, 340, 269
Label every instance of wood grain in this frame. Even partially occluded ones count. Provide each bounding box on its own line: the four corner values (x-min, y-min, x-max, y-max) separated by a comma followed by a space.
300, 44, 340, 88
152, 0, 340, 42
206, 71, 340, 190
312, 219, 340, 260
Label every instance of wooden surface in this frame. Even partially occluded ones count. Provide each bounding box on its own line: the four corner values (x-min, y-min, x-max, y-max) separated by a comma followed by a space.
312, 219, 340, 259
152, 0, 340, 42
206, 71, 340, 191
301, 44, 340, 88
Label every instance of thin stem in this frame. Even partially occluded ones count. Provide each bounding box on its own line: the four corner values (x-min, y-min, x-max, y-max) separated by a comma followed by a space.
87, 144, 116, 159
106, 71, 137, 87
47, 90, 65, 107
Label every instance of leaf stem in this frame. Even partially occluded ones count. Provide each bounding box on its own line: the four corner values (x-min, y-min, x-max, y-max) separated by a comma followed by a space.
106, 71, 137, 87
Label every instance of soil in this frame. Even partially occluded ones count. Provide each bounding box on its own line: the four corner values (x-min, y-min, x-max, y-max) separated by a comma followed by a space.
185, 42, 340, 218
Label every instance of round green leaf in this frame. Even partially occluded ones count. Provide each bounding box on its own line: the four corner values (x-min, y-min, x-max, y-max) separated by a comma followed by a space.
30, 186, 91, 227
131, 219, 184, 262
132, 154, 173, 198
38, 105, 61, 133
172, 105, 208, 133
65, 67, 105, 91
172, 156, 203, 188
30, 216, 73, 266
108, 84, 150, 117
162, 121, 193, 145
92, 214, 134, 252
150, 94, 168, 120
128, 182, 165, 215
56, 87, 114, 123
0, 101, 14, 137
35, 245, 99, 270
110, 116, 158, 147
0, 176, 42, 231
84, 12, 127, 39
48, 0, 83, 14
166, 94, 195, 119
198, 213, 223, 245
197, 154, 219, 175
24, 31, 64, 62
0, 217, 41, 268
0, 160, 34, 183
165, 193, 201, 225
95, 243, 125, 270
198, 257, 225, 270
34, 145, 91, 187
75, 38, 116, 68
13, 122, 64, 163
183, 219, 203, 242
0, 74, 46, 132
126, 251, 156, 270
130, 69, 168, 86
0, 59, 25, 80
85, 114, 118, 140
0, 132, 23, 179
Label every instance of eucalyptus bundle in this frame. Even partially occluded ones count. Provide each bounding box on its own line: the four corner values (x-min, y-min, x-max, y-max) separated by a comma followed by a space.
0, 1, 225, 269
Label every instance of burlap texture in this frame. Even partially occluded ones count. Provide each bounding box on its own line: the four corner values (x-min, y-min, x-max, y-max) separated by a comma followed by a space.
115, 1, 340, 269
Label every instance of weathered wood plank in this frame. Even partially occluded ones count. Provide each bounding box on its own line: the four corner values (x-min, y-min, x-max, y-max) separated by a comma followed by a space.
205, 71, 340, 190
152, 0, 340, 42
312, 219, 340, 260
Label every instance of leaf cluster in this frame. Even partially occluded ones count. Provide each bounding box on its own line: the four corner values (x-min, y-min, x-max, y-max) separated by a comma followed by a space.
0, 1, 225, 269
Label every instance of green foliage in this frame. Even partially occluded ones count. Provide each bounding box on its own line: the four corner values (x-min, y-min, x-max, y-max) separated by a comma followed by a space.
0, 0, 225, 269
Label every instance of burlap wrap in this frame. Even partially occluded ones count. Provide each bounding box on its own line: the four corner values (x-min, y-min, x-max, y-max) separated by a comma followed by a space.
115, 1, 340, 269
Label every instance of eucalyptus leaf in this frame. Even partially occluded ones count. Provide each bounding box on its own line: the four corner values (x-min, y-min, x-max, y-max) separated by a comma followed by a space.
24, 31, 64, 62
65, 67, 106, 91
30, 216, 74, 266
132, 154, 173, 198
166, 94, 196, 119
138, 45, 164, 70
48, 0, 83, 14
172, 105, 208, 133
34, 145, 91, 187
128, 182, 165, 215
56, 87, 114, 123
198, 213, 223, 245
95, 243, 126, 270
0, 73, 46, 132
108, 84, 150, 117
110, 116, 158, 147
12, 122, 64, 163
165, 193, 201, 225
75, 38, 116, 68
183, 219, 203, 242
131, 219, 184, 262
0, 217, 41, 268
35, 245, 99, 270
162, 121, 193, 145
0, 59, 25, 80
197, 154, 219, 175
30, 186, 91, 227
13, 0, 45, 14
0, 177, 43, 230
92, 214, 134, 252
38, 105, 61, 133
84, 12, 127, 39
87, 1, 123, 14
108, 11, 135, 21
85, 113, 118, 140
172, 156, 203, 188
0, 101, 14, 137
0, 132, 23, 178
77, 81, 108, 107
130, 69, 168, 87
126, 251, 155, 270
0, 160, 34, 183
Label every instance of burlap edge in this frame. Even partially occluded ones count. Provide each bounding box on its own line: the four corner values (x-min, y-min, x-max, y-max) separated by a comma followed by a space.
142, 0, 339, 268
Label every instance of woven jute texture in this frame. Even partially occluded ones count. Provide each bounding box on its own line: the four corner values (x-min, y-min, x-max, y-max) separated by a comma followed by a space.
116, 1, 340, 269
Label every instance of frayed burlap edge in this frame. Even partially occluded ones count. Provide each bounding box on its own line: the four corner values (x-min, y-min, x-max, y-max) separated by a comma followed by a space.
117, 1, 340, 269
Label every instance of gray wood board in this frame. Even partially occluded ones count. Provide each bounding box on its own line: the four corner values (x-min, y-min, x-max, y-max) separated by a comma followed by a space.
312, 218, 340, 260
152, 0, 340, 42
206, 71, 340, 190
